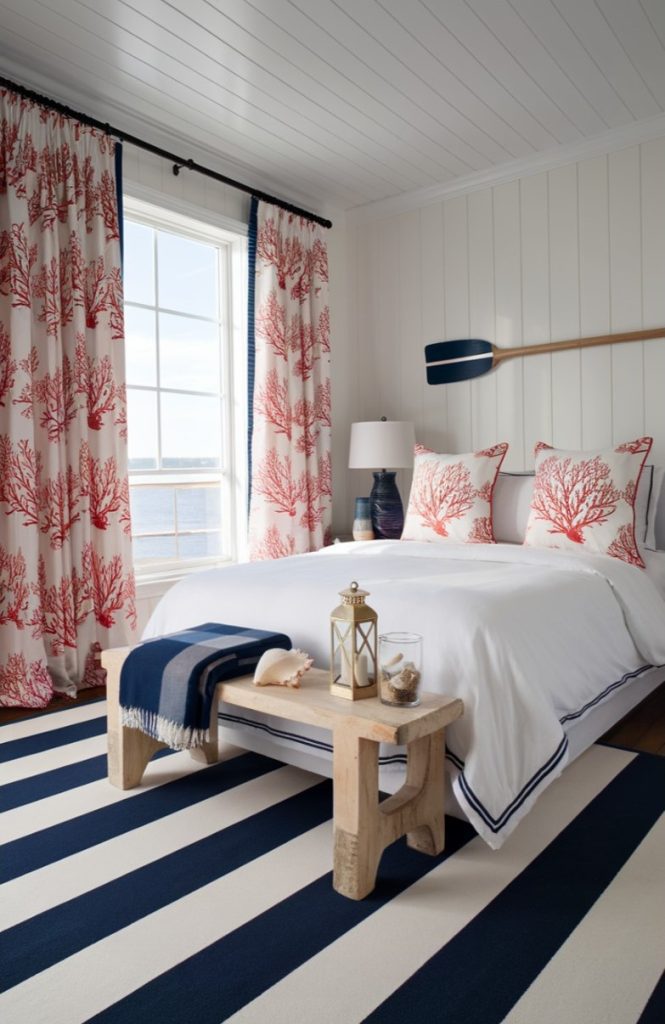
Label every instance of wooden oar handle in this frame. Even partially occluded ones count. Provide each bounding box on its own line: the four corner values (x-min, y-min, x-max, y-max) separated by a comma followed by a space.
494, 327, 665, 363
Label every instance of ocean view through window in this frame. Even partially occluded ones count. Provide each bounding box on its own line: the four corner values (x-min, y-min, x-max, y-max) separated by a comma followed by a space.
123, 196, 247, 577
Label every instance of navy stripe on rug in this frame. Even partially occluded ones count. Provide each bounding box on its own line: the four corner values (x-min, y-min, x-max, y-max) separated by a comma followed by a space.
2, 780, 333, 992
1, 754, 109, 813
1, 752, 283, 883
638, 970, 665, 1023
363, 753, 665, 1024
0, 715, 107, 762
88, 816, 477, 1024
0, 747, 173, 813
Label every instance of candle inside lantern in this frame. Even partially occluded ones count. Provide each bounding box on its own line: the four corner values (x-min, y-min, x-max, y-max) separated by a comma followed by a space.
341, 654, 369, 686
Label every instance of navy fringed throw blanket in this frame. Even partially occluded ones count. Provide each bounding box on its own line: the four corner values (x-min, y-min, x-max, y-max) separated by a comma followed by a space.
120, 623, 291, 750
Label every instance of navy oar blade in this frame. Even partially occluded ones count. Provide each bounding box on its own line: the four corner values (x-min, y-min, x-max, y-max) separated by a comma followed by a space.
425, 338, 496, 385
426, 354, 494, 385
425, 338, 493, 363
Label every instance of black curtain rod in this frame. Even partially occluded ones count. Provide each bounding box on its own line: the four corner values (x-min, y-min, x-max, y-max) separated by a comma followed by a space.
0, 74, 333, 229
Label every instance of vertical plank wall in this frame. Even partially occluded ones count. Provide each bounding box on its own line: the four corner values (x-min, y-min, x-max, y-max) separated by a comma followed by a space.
344, 140, 665, 502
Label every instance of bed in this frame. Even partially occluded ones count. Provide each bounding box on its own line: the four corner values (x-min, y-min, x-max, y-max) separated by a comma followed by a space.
144, 537, 665, 848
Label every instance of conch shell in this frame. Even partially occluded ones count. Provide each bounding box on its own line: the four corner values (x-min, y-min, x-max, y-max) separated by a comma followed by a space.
253, 648, 313, 688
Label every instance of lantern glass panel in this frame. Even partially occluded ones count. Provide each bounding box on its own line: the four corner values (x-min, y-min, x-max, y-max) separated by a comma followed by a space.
332, 620, 354, 688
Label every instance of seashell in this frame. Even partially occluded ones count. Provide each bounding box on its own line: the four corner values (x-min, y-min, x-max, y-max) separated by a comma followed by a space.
389, 664, 420, 692
253, 648, 313, 688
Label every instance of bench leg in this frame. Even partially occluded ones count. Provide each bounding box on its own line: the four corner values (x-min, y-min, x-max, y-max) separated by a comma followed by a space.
404, 732, 445, 856
104, 645, 165, 789
377, 732, 445, 858
108, 723, 165, 790
104, 648, 223, 788
332, 729, 382, 900
332, 728, 446, 900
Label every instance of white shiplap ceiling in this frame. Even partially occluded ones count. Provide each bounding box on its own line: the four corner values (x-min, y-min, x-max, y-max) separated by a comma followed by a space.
1, 0, 665, 216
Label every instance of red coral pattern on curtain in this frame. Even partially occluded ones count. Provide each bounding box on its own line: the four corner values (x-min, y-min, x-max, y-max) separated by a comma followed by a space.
249, 203, 331, 560
525, 438, 652, 568
0, 88, 135, 707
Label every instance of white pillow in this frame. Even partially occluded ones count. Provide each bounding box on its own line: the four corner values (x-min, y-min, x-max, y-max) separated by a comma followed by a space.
492, 473, 534, 544
494, 464, 657, 549
644, 466, 664, 550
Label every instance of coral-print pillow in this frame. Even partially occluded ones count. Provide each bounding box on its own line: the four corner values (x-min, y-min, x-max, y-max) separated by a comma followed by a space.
402, 443, 508, 544
524, 438, 653, 568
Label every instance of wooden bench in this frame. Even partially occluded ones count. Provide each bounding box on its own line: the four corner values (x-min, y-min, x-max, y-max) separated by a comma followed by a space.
103, 648, 463, 900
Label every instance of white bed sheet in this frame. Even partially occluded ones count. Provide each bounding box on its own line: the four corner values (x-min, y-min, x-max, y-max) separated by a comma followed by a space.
144, 541, 665, 848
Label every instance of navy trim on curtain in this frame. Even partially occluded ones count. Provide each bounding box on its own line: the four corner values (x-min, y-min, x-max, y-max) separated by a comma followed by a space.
247, 196, 258, 514
114, 141, 124, 268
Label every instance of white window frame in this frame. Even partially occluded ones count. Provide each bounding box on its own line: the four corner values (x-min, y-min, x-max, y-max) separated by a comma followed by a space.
123, 191, 248, 585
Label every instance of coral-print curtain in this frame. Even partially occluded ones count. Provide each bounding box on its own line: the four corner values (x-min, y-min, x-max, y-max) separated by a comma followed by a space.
248, 201, 331, 560
0, 88, 135, 707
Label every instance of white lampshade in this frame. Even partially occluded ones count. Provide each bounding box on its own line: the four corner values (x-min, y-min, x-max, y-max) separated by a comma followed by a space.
348, 420, 415, 469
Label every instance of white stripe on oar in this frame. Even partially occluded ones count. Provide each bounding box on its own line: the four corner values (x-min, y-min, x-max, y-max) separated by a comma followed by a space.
425, 351, 491, 368
0, 821, 334, 1024
2, 764, 322, 929
0, 742, 245, 844
224, 745, 635, 1024
502, 812, 665, 1024
3, 734, 109, 784
0, 702, 107, 742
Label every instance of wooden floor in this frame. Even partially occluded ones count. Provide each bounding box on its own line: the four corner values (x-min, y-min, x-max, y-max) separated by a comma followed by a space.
601, 681, 665, 755
0, 685, 107, 725
2, 681, 665, 756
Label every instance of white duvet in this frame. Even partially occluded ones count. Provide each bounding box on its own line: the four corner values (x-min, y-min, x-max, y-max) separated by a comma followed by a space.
144, 541, 665, 847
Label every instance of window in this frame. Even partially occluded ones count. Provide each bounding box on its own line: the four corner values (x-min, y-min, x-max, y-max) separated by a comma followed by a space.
123, 196, 247, 579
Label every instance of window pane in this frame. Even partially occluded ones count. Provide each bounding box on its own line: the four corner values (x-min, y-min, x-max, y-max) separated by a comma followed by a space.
179, 532, 223, 558
160, 393, 221, 469
127, 389, 158, 470
125, 307, 157, 387
130, 487, 175, 535
133, 535, 177, 560
157, 230, 218, 318
159, 314, 220, 393
124, 221, 155, 305
176, 486, 221, 531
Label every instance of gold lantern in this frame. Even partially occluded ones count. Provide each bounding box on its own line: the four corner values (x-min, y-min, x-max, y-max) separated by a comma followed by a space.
330, 581, 378, 700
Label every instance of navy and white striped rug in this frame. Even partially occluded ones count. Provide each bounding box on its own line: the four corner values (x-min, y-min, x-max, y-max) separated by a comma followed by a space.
1, 700, 664, 1024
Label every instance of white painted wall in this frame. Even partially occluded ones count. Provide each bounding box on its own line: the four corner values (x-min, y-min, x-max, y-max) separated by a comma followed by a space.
343, 138, 665, 510
121, 146, 350, 632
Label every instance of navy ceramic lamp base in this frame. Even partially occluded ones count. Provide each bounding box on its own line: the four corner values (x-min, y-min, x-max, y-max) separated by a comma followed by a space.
370, 471, 404, 539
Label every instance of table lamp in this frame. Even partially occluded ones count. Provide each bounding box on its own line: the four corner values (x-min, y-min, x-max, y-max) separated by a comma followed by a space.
348, 418, 415, 539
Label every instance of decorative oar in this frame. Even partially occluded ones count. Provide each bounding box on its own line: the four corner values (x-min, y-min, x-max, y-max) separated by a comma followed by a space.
425, 327, 665, 385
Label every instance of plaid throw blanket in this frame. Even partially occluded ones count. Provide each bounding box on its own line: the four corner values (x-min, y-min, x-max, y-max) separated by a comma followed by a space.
120, 623, 291, 750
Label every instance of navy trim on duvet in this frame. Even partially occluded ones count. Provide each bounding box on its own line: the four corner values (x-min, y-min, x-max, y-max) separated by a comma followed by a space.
457, 736, 569, 834
559, 663, 654, 723
218, 662, 659, 835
